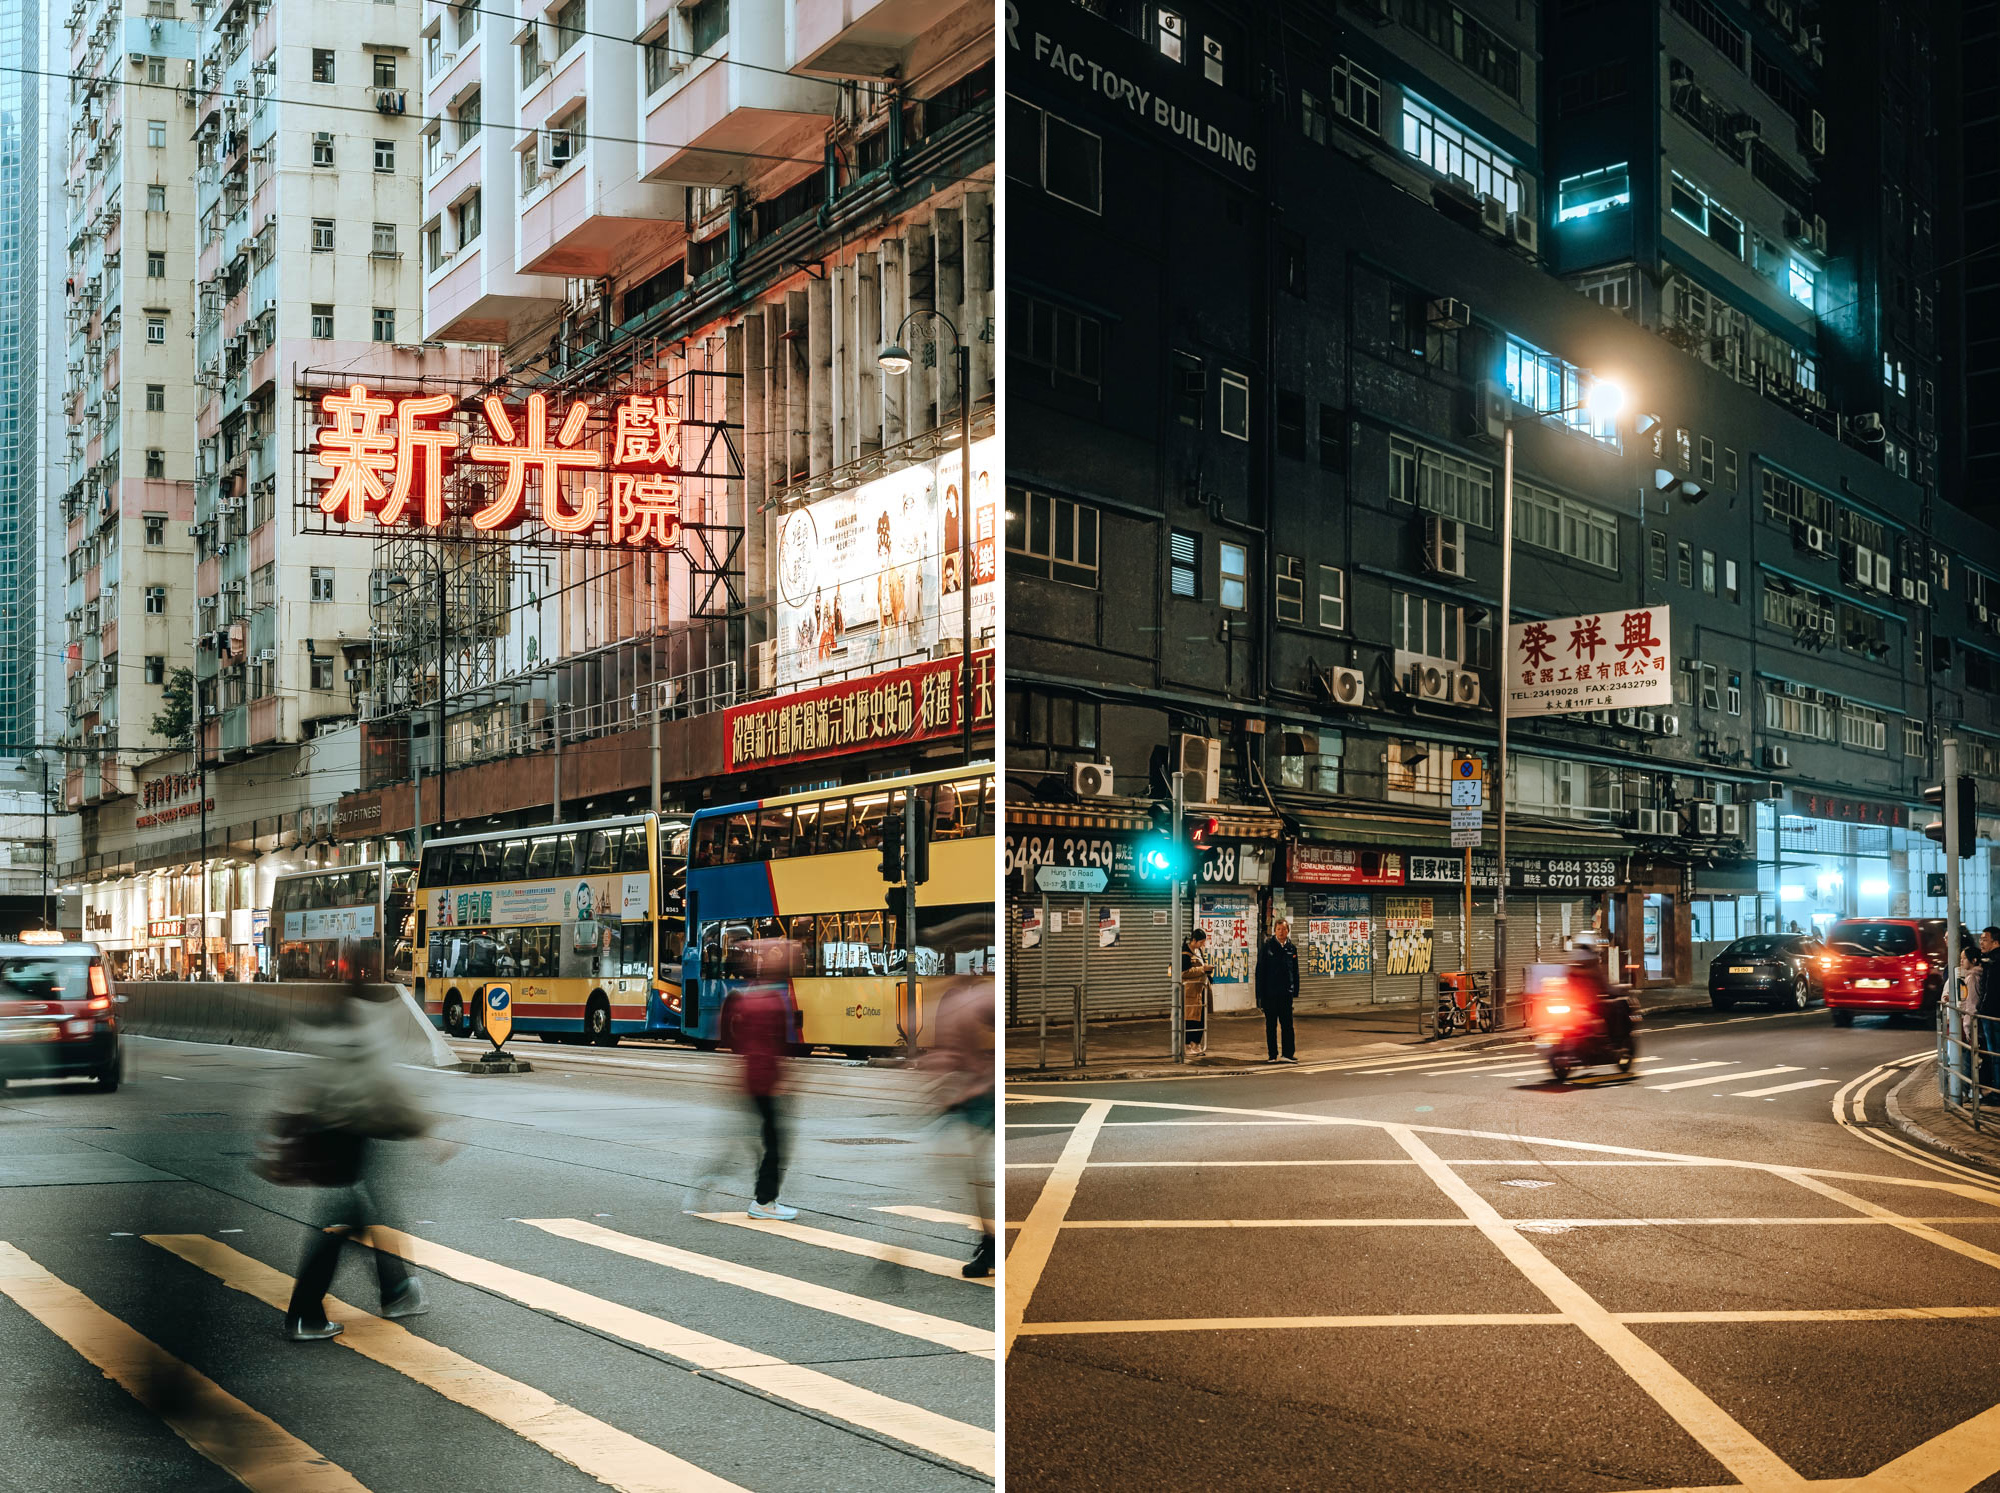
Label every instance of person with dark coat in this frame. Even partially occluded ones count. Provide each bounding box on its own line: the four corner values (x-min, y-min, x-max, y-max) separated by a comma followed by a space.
1978, 928, 2000, 1097
1256, 919, 1301, 1062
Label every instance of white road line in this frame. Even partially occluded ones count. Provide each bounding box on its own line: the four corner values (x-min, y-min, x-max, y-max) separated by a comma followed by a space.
1731, 1078, 1840, 1099
1630, 1061, 1735, 1079
1650, 1065, 1800, 1092
873, 1205, 985, 1231
692, 1214, 991, 1286
1005, 1099, 1109, 1359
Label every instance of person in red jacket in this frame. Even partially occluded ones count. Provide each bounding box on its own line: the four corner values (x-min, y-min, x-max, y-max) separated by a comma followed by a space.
722, 939, 797, 1221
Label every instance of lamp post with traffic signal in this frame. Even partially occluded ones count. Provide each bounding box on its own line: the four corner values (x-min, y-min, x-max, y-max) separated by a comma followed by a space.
880, 789, 931, 1055
1923, 741, 1974, 989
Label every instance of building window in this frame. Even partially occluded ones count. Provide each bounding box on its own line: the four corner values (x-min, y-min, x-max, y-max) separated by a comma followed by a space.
1006, 488, 1099, 588
1155, 7, 1184, 62
1275, 389, 1306, 458
146, 56, 167, 83
1389, 285, 1461, 371
1171, 351, 1203, 428
457, 90, 481, 147
311, 48, 335, 83
146, 315, 166, 343
1727, 670, 1742, 714
1722, 447, 1739, 490
1276, 555, 1305, 623
311, 219, 334, 251
1219, 542, 1247, 610
141, 249, 165, 280
1555, 163, 1629, 222
1218, 370, 1250, 441
1389, 433, 1494, 528
1030, 106, 1102, 214
143, 514, 167, 545
372, 307, 395, 342
147, 184, 167, 211
1788, 259, 1816, 307
1839, 699, 1889, 752
1394, 591, 1462, 662
312, 131, 334, 166
1278, 724, 1342, 793
1701, 550, 1717, 594
455, 189, 482, 246
1724, 558, 1739, 602
1007, 689, 1101, 755
1515, 481, 1618, 571
1201, 33, 1224, 85
372, 52, 397, 87
1011, 292, 1101, 395
145, 586, 167, 614
145, 656, 166, 685
1677, 542, 1693, 588
146, 119, 166, 148
687, 0, 728, 54
1319, 566, 1346, 630
1319, 405, 1346, 470
1762, 679, 1836, 741
1170, 529, 1199, 599
1905, 718, 1926, 758
311, 304, 334, 339
1404, 0, 1521, 97
144, 449, 165, 479
311, 655, 336, 691
1504, 337, 1619, 445
1329, 55, 1381, 134
453, 0, 476, 44
1669, 171, 1744, 259
310, 567, 336, 602
144, 384, 165, 412
374, 139, 395, 171
1401, 96, 1523, 214
372, 222, 398, 256
1761, 468, 1835, 530
1698, 436, 1715, 482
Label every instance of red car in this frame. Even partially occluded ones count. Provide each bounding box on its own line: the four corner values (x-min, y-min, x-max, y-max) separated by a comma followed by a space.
0, 942, 123, 1091
1819, 918, 1946, 1026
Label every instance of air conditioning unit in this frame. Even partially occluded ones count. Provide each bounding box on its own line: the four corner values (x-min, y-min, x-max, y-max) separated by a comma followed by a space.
1617, 707, 1638, 728
1479, 195, 1507, 235
1692, 800, 1718, 836
1405, 660, 1450, 702
1661, 810, 1683, 837
91, 724, 109, 737
1448, 669, 1481, 707
1918, 580, 1931, 606
1635, 807, 1659, 835
1874, 552, 1891, 592
1763, 745, 1791, 769
128, 51, 146, 65
1426, 297, 1471, 330
1636, 711, 1658, 733
1852, 412, 1884, 439
1068, 761, 1116, 800
1853, 543, 1875, 586
1659, 713, 1682, 736
1589, 709, 1612, 725
1901, 577, 1916, 601
1720, 803, 1744, 837
1177, 733, 1222, 804
256, 648, 275, 663
1422, 513, 1467, 578
1804, 524, 1828, 555
1507, 212, 1538, 254
1324, 665, 1366, 706
344, 668, 364, 683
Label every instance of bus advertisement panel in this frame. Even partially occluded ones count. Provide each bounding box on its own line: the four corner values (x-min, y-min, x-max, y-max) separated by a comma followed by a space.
682, 766, 995, 1054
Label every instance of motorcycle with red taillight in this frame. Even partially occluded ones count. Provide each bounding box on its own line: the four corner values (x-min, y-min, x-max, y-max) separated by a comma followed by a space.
1531, 967, 1640, 1082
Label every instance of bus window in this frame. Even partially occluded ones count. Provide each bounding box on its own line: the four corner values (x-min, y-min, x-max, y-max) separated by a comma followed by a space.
617, 825, 649, 873
933, 780, 976, 840
620, 922, 650, 977
851, 794, 891, 852
497, 837, 529, 881
445, 845, 473, 883
979, 772, 995, 836
524, 835, 562, 881
785, 914, 818, 974
581, 830, 616, 876
657, 917, 686, 974
757, 807, 794, 860
421, 846, 448, 885
815, 798, 849, 854
692, 816, 721, 868
722, 813, 756, 863
555, 833, 580, 876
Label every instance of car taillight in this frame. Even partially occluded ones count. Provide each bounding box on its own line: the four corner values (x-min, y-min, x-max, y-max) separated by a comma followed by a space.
1545, 1002, 1572, 1015
1911, 958, 1930, 975
86, 996, 111, 1011
88, 964, 109, 999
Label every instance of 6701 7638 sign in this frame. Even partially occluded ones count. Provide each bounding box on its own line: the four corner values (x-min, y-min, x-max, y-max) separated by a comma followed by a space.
1507, 605, 1673, 718
724, 650, 993, 773
311, 384, 685, 550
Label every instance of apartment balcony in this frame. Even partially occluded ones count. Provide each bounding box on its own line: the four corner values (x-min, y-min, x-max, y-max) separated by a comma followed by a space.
788, 0, 986, 79
425, 238, 564, 344
518, 150, 685, 277
642, 39, 838, 187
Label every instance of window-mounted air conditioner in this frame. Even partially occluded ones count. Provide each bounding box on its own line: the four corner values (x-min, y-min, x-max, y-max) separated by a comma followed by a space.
1324, 665, 1366, 706
1068, 761, 1116, 800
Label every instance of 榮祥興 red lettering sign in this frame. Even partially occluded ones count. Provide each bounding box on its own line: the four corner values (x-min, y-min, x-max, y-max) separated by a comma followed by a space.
312, 385, 684, 549
724, 651, 994, 772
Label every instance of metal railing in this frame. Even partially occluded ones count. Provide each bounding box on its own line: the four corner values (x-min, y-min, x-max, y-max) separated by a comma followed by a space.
1938, 980, 1998, 1131
1030, 984, 1087, 1071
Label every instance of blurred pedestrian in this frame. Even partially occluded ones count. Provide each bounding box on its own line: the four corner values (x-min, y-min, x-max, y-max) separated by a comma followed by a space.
1256, 919, 1300, 1063
928, 982, 995, 1277
1181, 930, 1211, 1057
270, 980, 432, 1342
722, 939, 796, 1221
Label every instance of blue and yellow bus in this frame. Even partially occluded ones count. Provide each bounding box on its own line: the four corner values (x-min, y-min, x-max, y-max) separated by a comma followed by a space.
413, 813, 688, 1043
681, 765, 995, 1055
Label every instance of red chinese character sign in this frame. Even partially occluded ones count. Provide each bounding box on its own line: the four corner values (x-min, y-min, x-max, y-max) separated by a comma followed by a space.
1506, 606, 1673, 717
311, 384, 684, 551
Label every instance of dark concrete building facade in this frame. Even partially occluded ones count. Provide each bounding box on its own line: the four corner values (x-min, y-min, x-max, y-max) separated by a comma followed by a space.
1005, 0, 2000, 1020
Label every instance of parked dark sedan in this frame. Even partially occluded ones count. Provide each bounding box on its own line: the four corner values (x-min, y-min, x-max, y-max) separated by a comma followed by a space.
1708, 934, 1821, 1010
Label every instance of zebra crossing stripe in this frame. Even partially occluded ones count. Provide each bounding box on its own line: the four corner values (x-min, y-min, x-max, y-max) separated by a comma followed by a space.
694, 1212, 994, 1286
0, 1241, 369, 1493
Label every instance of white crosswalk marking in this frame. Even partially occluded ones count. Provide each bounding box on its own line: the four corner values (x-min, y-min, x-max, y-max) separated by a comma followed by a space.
695, 1211, 994, 1285
1732, 1078, 1840, 1098
874, 1205, 986, 1231
1635, 1061, 1736, 1078
1651, 1065, 1801, 1092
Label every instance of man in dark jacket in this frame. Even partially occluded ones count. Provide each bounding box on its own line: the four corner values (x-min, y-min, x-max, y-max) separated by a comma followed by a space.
1979, 928, 2000, 1096
1256, 919, 1301, 1062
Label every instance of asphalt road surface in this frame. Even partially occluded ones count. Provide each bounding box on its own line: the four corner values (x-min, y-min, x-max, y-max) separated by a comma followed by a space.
0, 1035, 994, 1492
1005, 1004, 2000, 1493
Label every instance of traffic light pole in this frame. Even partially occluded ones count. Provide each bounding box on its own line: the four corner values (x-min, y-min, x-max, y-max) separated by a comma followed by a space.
1945, 735, 1961, 1019
1170, 768, 1186, 1065
904, 789, 921, 1057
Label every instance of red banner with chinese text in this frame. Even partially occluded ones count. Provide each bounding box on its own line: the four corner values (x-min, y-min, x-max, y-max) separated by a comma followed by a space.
724, 650, 994, 773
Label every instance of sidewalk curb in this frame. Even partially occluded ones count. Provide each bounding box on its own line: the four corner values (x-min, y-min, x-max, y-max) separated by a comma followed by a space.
1006, 998, 1715, 1084
1886, 1060, 2000, 1179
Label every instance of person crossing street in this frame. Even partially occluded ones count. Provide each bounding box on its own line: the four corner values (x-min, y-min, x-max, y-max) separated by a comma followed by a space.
1256, 919, 1301, 1063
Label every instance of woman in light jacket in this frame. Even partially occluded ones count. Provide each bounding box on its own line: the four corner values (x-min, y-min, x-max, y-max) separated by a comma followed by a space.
1181, 930, 1211, 1057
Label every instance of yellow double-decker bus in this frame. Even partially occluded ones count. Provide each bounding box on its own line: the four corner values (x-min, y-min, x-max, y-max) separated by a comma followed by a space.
681, 764, 994, 1054
413, 813, 688, 1043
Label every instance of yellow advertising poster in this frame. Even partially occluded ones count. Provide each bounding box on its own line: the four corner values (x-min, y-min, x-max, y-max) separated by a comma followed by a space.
1384, 897, 1435, 976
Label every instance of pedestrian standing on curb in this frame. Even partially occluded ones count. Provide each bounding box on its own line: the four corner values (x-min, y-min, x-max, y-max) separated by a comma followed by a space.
1952, 946, 1983, 1104
722, 938, 798, 1221
1977, 927, 2000, 1099
1256, 919, 1300, 1063
1181, 930, 1211, 1057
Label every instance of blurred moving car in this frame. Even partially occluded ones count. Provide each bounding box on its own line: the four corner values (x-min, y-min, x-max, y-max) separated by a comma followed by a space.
1818, 917, 1947, 1026
0, 941, 122, 1091
1708, 933, 1822, 1010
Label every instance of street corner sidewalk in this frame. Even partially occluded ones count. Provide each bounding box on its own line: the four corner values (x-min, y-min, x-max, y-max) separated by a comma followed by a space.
1005, 982, 1713, 1084
1888, 1059, 2000, 1178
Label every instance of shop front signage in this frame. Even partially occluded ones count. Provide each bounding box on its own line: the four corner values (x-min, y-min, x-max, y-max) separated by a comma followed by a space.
1302, 891, 1372, 977
136, 770, 214, 831
724, 650, 993, 773
335, 793, 383, 839
148, 919, 181, 940
1507, 606, 1673, 717
1005, 825, 1241, 892
1286, 842, 1405, 887
311, 386, 685, 549
1793, 792, 1907, 828
1406, 853, 1621, 891
1384, 897, 1435, 974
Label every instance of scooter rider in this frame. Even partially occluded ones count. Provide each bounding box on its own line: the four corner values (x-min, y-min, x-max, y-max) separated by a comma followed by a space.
1566, 929, 1635, 1049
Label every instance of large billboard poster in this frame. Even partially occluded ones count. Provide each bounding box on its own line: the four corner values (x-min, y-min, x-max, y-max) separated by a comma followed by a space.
1507, 606, 1673, 717
773, 437, 997, 689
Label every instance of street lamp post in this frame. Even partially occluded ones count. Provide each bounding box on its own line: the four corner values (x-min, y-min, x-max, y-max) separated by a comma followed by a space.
879, 312, 978, 765
1494, 378, 1629, 1024
29, 752, 49, 929
388, 547, 449, 853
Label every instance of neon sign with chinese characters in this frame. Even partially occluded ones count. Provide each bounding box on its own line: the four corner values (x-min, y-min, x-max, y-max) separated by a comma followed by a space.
311, 385, 685, 549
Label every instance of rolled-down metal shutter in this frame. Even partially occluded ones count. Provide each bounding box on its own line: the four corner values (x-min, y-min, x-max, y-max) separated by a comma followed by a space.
1006, 892, 1178, 1024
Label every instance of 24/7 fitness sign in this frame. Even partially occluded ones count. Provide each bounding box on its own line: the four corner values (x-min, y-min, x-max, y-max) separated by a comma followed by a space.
311, 386, 685, 550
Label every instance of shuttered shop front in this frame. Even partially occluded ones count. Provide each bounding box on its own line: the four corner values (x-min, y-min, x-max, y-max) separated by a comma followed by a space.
1006, 891, 1178, 1023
